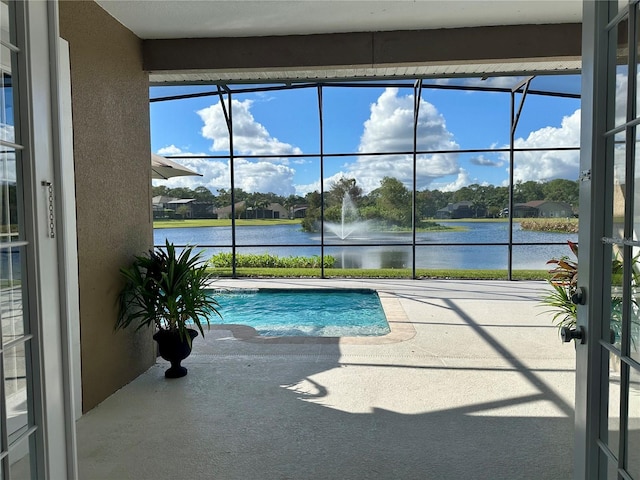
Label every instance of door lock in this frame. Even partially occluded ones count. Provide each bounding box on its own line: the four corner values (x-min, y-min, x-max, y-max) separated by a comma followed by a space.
561, 326, 585, 344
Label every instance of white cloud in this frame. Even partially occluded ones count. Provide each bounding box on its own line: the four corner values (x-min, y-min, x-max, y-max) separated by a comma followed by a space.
294, 171, 352, 197
346, 88, 460, 193
489, 71, 636, 184
294, 180, 319, 197
154, 146, 296, 196
197, 99, 302, 159
509, 108, 581, 182
152, 150, 228, 192
508, 73, 630, 183
157, 144, 184, 156
234, 159, 296, 195
432, 169, 473, 192
155, 98, 305, 195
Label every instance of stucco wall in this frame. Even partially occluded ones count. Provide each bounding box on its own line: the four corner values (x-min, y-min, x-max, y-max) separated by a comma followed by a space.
59, 1, 155, 412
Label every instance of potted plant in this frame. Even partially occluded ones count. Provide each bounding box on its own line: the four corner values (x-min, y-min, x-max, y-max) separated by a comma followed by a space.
541, 240, 579, 331
541, 240, 640, 347
116, 240, 221, 378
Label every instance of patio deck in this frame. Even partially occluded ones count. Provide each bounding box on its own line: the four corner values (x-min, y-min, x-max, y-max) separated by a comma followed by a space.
76, 279, 575, 480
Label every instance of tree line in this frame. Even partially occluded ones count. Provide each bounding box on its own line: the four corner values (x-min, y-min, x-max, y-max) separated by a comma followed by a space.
153, 177, 579, 230
153, 185, 307, 214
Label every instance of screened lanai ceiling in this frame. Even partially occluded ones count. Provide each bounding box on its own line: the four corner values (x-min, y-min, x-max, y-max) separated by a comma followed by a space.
96, 1, 582, 39
96, 0, 586, 86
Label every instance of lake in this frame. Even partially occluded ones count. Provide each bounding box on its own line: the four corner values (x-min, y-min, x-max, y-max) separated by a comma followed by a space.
154, 221, 578, 270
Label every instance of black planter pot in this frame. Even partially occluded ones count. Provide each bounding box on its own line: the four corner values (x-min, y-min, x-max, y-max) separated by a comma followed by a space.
153, 328, 198, 378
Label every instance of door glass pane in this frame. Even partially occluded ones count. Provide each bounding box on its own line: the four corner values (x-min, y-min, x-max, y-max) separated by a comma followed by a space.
633, 131, 640, 361
636, 3, 640, 118
613, 17, 629, 128
5, 342, 31, 443
0, 148, 19, 239
611, 247, 625, 348
627, 365, 640, 477
601, 448, 619, 479
604, 361, 621, 455
1, 71, 15, 143
8, 434, 33, 480
1, 247, 26, 345
611, 132, 626, 239
631, 251, 640, 361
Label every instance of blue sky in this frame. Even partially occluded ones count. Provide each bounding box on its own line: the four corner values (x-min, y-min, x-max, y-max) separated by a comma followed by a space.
150, 75, 582, 196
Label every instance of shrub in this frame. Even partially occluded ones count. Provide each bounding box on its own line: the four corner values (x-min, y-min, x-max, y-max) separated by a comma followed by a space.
209, 252, 335, 269
520, 218, 578, 233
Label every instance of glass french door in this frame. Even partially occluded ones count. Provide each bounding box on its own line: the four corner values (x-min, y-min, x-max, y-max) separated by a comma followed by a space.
578, 1, 640, 478
1, 1, 43, 477
0, 1, 77, 478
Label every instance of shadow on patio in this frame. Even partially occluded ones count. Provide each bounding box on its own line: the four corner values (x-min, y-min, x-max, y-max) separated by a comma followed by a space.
76, 279, 574, 480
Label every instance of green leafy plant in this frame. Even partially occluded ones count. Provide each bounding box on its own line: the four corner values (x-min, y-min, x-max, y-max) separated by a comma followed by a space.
541, 240, 579, 330
117, 241, 221, 343
541, 240, 640, 345
541, 281, 578, 330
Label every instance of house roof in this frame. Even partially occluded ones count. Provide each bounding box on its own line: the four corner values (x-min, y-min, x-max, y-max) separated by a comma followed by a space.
152, 195, 178, 204
521, 200, 547, 208
215, 201, 247, 214
437, 201, 474, 212
519, 200, 571, 208
152, 196, 195, 205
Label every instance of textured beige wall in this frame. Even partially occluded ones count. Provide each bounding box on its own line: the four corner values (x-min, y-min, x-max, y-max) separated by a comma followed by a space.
59, 1, 155, 412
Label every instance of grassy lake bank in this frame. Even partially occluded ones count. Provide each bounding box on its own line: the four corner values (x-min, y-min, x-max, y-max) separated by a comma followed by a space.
154, 218, 465, 232
154, 218, 301, 228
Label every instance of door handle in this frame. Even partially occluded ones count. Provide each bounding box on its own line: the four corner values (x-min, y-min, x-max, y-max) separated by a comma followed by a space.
561, 326, 585, 344
571, 287, 586, 305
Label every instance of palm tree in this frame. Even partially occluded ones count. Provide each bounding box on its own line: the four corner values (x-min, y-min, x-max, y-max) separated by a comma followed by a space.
256, 198, 271, 218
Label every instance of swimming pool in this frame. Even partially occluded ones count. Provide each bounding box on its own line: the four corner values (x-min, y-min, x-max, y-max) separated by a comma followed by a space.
207, 288, 390, 337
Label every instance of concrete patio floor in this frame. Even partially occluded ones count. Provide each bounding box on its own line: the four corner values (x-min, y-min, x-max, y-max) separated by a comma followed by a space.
77, 279, 576, 480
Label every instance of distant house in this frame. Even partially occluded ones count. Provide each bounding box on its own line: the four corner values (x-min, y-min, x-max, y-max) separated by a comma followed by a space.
214, 201, 246, 219
510, 203, 538, 218
152, 195, 175, 210
435, 201, 486, 219
513, 200, 574, 218
152, 196, 196, 219
214, 201, 288, 219
292, 205, 308, 219
191, 202, 216, 219
152, 196, 216, 219
262, 203, 288, 219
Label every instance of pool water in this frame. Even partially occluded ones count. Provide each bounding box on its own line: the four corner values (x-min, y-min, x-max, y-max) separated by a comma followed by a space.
207, 288, 390, 337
